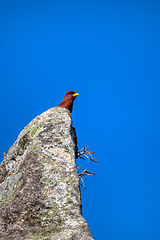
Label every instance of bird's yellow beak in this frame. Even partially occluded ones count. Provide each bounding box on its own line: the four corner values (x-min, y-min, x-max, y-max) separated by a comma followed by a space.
72, 93, 79, 97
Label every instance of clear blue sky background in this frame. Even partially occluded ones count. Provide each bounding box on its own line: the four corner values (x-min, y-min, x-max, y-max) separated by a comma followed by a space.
0, 1, 160, 239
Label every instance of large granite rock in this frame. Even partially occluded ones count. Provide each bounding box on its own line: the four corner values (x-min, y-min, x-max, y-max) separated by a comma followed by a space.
0, 107, 93, 240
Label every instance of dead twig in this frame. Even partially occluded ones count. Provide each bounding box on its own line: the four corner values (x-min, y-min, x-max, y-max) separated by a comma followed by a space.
79, 169, 97, 189
77, 165, 83, 169
79, 168, 97, 177
77, 144, 100, 164
3, 151, 7, 158
77, 144, 99, 188
2, 151, 8, 164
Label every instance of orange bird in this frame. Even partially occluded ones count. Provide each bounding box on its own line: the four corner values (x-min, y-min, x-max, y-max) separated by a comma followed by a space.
59, 90, 79, 113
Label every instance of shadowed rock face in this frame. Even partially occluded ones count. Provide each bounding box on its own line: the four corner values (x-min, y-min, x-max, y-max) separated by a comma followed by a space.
0, 107, 93, 240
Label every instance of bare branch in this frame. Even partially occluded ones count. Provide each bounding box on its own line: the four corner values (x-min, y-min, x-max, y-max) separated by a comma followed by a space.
77, 165, 83, 169
77, 144, 99, 188
3, 152, 7, 158
77, 144, 100, 164
78, 169, 97, 189
79, 176, 86, 189
79, 168, 97, 177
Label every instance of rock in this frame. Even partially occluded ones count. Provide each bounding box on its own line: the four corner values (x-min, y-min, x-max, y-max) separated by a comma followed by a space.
0, 107, 93, 240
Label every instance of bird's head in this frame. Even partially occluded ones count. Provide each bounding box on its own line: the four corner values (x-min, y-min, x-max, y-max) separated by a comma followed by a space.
65, 90, 79, 100
59, 90, 79, 113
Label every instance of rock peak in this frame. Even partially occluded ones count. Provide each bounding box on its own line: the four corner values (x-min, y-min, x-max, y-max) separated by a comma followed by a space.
0, 107, 93, 240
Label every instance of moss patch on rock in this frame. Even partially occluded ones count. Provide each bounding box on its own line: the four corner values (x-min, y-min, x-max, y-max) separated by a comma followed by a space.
29, 125, 41, 139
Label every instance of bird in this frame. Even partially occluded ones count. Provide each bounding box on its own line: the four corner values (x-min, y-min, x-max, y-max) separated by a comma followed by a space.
59, 90, 79, 113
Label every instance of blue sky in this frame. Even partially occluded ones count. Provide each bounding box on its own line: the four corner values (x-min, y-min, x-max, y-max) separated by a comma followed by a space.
1, 0, 160, 239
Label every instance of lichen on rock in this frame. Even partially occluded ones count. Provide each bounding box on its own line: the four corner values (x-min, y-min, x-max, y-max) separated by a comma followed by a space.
0, 107, 93, 240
